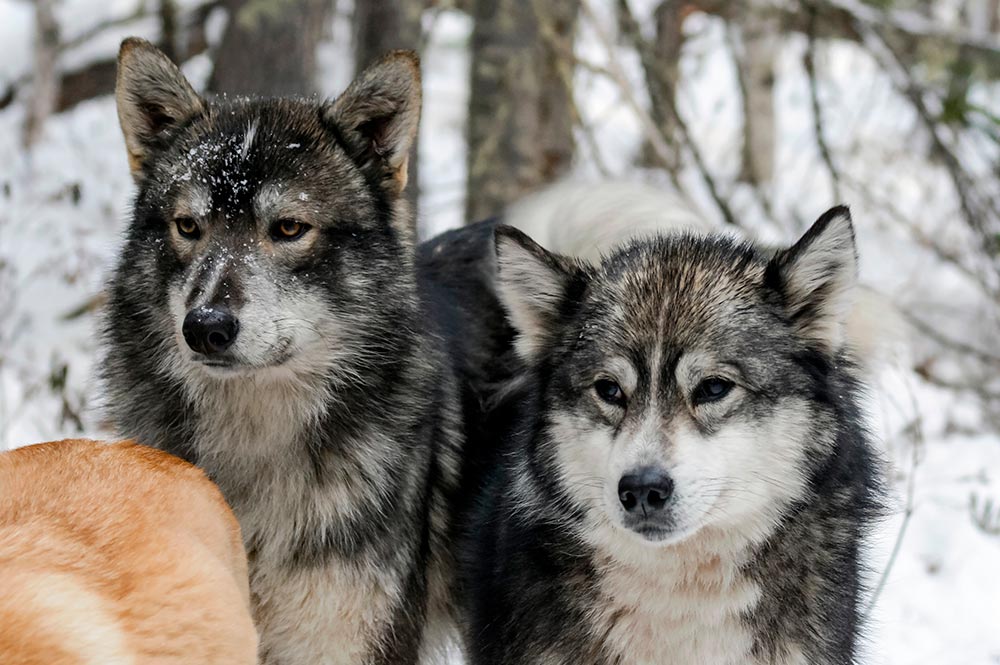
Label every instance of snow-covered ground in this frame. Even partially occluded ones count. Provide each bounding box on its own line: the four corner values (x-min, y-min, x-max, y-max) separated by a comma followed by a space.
1, 2, 998, 663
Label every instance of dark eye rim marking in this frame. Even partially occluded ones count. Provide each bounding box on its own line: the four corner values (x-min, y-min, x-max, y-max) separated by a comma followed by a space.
271, 218, 311, 241
692, 377, 735, 405
594, 378, 627, 407
175, 217, 201, 240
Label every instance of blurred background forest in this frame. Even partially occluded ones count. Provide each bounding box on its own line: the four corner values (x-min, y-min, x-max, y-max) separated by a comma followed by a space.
0, 0, 999, 662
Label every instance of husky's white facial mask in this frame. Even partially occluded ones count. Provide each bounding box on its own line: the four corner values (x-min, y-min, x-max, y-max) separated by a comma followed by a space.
495, 208, 859, 546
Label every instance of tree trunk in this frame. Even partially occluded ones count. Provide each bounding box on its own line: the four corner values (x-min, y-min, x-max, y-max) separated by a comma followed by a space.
160, 0, 179, 62
23, 0, 60, 149
353, 0, 425, 214
733, 9, 779, 185
209, 0, 333, 96
465, 0, 578, 223
640, 1, 686, 170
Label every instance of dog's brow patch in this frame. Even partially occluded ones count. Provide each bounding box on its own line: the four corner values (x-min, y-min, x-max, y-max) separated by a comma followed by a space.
240, 119, 259, 161
605, 357, 638, 395
254, 183, 284, 220
177, 186, 211, 219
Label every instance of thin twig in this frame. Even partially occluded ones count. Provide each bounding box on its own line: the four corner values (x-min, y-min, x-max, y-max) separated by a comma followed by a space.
577, 0, 685, 194
613, 0, 739, 226
864, 384, 923, 619
804, 3, 842, 201
858, 20, 1000, 265
843, 172, 999, 301
531, 0, 612, 177
900, 309, 1000, 367
59, 2, 151, 54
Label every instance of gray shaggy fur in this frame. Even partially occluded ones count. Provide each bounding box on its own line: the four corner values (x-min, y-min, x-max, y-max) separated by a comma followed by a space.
456, 208, 884, 665
102, 38, 467, 665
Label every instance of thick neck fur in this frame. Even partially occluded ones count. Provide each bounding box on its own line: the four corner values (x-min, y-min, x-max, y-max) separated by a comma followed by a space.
586, 526, 762, 665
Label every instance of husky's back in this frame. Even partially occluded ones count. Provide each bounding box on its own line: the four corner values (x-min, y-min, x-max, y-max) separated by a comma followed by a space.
505, 180, 715, 263
504, 180, 903, 366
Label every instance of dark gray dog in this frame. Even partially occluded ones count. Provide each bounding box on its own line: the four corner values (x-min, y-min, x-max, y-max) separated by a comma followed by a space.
101, 38, 506, 664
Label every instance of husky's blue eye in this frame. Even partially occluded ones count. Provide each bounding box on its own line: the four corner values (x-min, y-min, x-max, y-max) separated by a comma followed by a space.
594, 379, 626, 407
175, 217, 200, 239
692, 377, 734, 405
271, 219, 310, 241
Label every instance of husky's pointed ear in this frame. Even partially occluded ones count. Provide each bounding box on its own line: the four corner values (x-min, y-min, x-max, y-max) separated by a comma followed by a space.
766, 206, 858, 353
495, 226, 583, 360
116, 38, 205, 181
324, 51, 421, 196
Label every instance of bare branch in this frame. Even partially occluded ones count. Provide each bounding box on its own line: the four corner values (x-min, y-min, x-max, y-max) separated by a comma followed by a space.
613, 0, 739, 226
859, 22, 1000, 267
864, 385, 923, 619
901, 309, 1000, 368
577, 1, 685, 193
804, 3, 842, 201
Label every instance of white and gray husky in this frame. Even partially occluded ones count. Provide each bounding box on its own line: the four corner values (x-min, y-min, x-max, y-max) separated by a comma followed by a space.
457, 205, 884, 665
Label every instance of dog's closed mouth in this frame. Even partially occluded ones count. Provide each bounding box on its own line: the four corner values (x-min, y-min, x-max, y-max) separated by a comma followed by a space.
195, 349, 294, 372
626, 522, 676, 542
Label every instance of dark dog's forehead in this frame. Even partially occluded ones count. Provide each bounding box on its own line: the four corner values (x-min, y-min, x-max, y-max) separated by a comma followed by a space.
577, 235, 784, 367
146, 98, 371, 226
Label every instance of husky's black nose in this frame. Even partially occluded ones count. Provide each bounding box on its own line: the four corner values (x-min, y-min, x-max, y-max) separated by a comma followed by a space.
618, 467, 674, 515
183, 306, 239, 355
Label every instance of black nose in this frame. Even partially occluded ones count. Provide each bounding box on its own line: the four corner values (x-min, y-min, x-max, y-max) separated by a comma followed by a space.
182, 306, 239, 355
618, 467, 674, 515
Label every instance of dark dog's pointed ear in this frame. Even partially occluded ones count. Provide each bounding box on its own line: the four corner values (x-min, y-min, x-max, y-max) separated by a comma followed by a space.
116, 37, 205, 181
766, 206, 858, 353
495, 226, 583, 360
324, 50, 421, 196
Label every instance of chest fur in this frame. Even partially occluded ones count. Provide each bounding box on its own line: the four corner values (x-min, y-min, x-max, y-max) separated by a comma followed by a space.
186, 379, 414, 662
251, 563, 402, 665
589, 549, 761, 665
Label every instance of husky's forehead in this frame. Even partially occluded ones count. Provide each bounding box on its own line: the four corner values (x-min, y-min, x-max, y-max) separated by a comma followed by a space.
146, 98, 370, 227
586, 235, 771, 346
554, 232, 808, 402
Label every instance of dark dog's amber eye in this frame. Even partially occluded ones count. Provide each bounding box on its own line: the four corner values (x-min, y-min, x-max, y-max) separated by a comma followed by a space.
692, 377, 734, 405
175, 217, 200, 239
272, 219, 310, 241
594, 379, 626, 407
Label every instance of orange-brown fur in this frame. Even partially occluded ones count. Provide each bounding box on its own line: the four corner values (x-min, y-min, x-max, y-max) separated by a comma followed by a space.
0, 439, 258, 664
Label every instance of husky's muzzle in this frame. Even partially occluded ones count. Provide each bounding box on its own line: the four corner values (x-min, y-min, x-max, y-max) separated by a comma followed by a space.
617, 465, 676, 540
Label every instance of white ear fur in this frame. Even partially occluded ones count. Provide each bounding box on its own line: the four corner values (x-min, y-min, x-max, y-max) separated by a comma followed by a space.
495, 227, 578, 360
116, 37, 204, 180
769, 206, 858, 353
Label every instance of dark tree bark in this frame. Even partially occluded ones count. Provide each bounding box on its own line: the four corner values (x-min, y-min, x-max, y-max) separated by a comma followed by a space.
353, 0, 425, 214
732, 8, 778, 185
51, 3, 215, 113
465, 0, 579, 224
209, 0, 333, 96
640, 1, 686, 170
23, 0, 60, 148
159, 0, 179, 62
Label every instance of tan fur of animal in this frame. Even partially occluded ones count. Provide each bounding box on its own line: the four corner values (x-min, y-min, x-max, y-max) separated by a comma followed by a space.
0, 438, 258, 664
